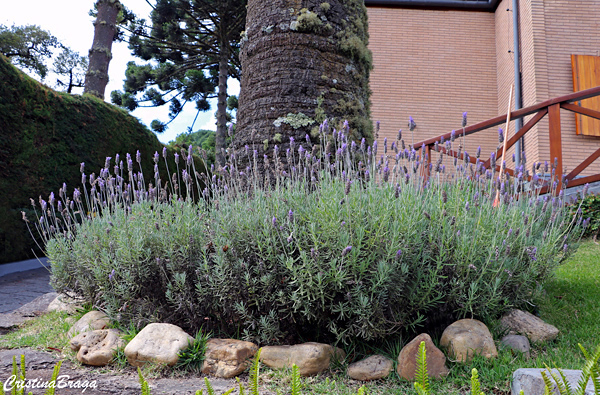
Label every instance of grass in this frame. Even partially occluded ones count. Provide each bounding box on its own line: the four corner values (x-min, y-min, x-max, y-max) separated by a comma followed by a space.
0, 239, 598, 394
0, 310, 75, 351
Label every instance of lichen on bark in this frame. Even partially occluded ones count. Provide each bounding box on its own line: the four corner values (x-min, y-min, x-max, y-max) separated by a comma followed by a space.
235, 0, 373, 170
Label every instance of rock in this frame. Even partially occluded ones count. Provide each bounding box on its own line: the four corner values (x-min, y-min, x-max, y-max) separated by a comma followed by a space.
500, 335, 531, 359
124, 323, 193, 367
13, 292, 58, 316
70, 329, 125, 366
500, 309, 559, 343
440, 319, 497, 362
0, 314, 29, 335
512, 368, 595, 395
201, 338, 259, 378
47, 293, 84, 314
347, 355, 393, 381
1, 293, 60, 334
397, 333, 449, 380
260, 342, 345, 376
67, 311, 110, 337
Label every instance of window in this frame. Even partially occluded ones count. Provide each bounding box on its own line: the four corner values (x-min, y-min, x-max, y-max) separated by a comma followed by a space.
571, 54, 600, 137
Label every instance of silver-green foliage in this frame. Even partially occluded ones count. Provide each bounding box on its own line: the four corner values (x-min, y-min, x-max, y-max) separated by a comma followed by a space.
38, 120, 587, 343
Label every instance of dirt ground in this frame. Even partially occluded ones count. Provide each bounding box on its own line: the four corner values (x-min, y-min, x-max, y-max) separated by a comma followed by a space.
0, 348, 251, 395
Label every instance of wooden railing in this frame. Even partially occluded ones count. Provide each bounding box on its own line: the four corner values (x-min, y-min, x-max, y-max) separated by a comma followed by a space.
413, 85, 600, 194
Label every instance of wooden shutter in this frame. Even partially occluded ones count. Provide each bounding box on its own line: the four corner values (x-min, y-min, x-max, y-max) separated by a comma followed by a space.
571, 54, 600, 137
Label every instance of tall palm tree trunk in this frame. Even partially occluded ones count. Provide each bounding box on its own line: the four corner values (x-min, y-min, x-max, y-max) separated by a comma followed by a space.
234, 0, 373, 171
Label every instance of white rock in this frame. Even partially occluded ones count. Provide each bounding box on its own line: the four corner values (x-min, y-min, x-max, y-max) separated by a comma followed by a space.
347, 355, 393, 381
67, 311, 109, 337
260, 342, 345, 376
124, 323, 193, 367
70, 329, 124, 366
440, 319, 497, 362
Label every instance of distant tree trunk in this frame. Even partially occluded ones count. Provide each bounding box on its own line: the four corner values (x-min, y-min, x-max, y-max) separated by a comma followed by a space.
84, 0, 120, 98
234, 0, 373, 170
215, 45, 229, 166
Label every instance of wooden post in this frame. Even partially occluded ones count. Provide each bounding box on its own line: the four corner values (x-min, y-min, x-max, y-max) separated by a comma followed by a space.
548, 103, 563, 194
424, 144, 431, 183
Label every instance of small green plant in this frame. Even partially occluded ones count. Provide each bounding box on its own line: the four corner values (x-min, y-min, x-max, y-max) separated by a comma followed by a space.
541, 343, 600, 395
576, 192, 600, 239
176, 330, 211, 373
138, 367, 150, 395
414, 341, 430, 395
0, 354, 62, 395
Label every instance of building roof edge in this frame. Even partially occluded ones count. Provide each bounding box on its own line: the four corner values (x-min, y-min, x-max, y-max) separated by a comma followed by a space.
364, 0, 500, 11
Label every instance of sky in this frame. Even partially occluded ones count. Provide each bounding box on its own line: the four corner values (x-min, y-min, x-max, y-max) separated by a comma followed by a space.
1, 0, 239, 144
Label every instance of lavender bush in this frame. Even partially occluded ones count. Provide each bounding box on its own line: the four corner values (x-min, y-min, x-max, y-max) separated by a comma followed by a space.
28, 120, 589, 345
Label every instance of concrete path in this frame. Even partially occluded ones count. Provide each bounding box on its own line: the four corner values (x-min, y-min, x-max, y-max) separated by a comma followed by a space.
0, 267, 52, 314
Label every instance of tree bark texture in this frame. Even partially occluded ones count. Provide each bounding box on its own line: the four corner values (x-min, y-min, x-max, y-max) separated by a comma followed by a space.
84, 0, 120, 98
234, 0, 373, 167
216, 46, 229, 166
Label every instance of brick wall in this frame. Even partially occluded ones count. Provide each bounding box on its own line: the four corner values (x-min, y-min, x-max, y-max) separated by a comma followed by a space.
534, 0, 600, 177
368, 2, 600, 178
367, 7, 499, 161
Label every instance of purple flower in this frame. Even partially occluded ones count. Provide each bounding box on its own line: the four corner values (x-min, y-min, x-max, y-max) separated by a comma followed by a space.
174, 153, 180, 165
287, 235, 293, 243
80, 162, 85, 173
162, 147, 167, 158
341, 221, 346, 226
398, 129, 402, 140
342, 246, 352, 257
305, 134, 311, 144
408, 116, 416, 131
465, 201, 470, 211
136, 150, 141, 164
563, 244, 568, 252
288, 210, 294, 222
272, 217, 277, 227
396, 249, 402, 259
498, 128, 504, 143
451, 130, 456, 142
476, 146, 481, 158
109, 269, 115, 281
462, 112, 468, 127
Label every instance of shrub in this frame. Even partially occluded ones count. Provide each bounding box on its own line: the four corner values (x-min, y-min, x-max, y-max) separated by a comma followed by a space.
33, 121, 587, 345
575, 191, 600, 239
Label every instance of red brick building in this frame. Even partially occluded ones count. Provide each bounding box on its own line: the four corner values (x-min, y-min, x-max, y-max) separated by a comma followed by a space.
366, 0, 600, 176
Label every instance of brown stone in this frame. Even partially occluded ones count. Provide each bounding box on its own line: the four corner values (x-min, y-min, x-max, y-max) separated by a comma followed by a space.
347, 355, 393, 381
260, 342, 345, 376
201, 338, 259, 378
440, 319, 497, 362
67, 311, 110, 337
500, 309, 559, 343
397, 333, 449, 380
70, 329, 124, 366
124, 323, 193, 367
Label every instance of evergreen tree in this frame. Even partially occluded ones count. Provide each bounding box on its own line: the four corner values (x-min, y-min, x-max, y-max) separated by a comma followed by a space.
111, 0, 246, 165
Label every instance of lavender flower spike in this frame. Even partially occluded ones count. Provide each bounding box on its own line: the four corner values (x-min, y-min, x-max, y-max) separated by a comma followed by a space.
272, 217, 277, 227
109, 269, 115, 281
342, 246, 352, 257
408, 116, 416, 131
462, 112, 468, 127
396, 249, 402, 259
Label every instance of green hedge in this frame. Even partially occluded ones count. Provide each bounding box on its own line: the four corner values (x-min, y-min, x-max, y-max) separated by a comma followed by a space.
0, 54, 193, 264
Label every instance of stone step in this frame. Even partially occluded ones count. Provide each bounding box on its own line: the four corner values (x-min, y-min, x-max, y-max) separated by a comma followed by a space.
512, 368, 595, 395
